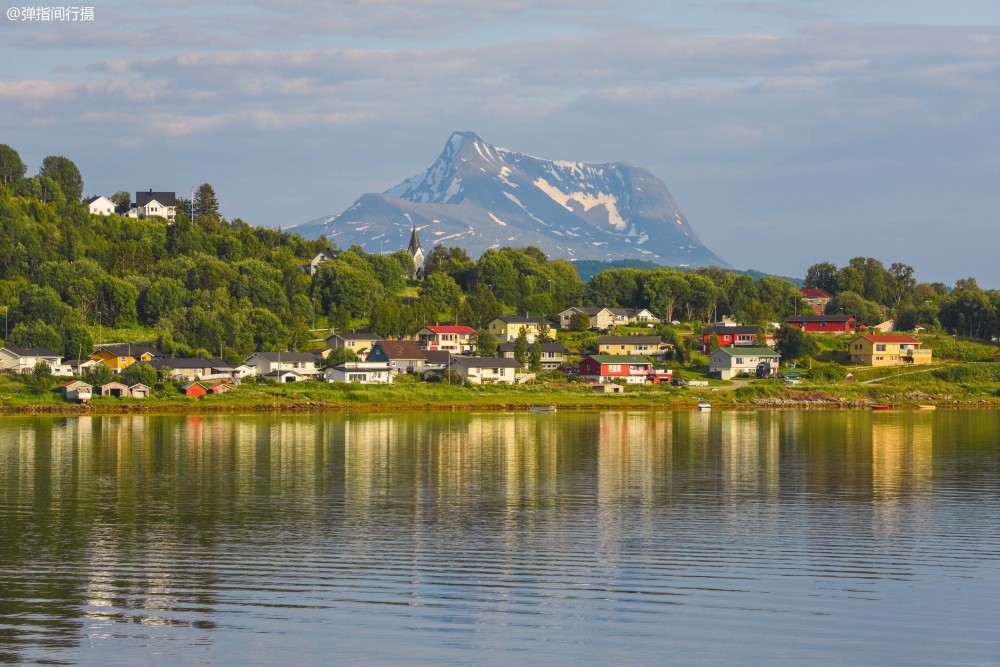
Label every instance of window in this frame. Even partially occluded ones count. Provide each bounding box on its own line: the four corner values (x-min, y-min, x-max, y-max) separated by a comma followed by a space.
348, 374, 366, 382
876, 344, 886, 351
735, 358, 743, 365
608, 364, 621, 372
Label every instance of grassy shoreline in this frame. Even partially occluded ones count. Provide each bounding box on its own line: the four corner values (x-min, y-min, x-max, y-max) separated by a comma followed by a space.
2, 376, 998, 417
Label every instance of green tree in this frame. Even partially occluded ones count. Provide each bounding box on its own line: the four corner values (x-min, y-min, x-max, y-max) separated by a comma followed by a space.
32, 360, 53, 394
39, 155, 83, 202
529, 340, 542, 373
120, 361, 157, 388
775, 325, 817, 362
7, 321, 62, 350
193, 183, 220, 220
826, 291, 882, 325
0, 144, 27, 189
420, 272, 462, 314
513, 327, 529, 364
475, 330, 499, 357
110, 190, 131, 209
325, 348, 357, 366
569, 311, 590, 331
82, 363, 114, 386
707, 332, 721, 353
804, 262, 838, 293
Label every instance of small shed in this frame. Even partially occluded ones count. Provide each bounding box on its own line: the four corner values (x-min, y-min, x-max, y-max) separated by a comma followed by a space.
207, 382, 235, 395
100, 382, 130, 398
592, 383, 625, 394
62, 380, 93, 403
129, 383, 151, 399
182, 381, 208, 399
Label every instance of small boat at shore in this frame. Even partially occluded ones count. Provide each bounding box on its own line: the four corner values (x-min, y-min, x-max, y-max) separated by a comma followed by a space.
916, 404, 937, 411
871, 405, 892, 411
697, 401, 712, 411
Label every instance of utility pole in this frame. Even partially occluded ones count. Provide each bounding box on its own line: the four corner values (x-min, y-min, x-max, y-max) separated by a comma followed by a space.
3, 305, 6, 340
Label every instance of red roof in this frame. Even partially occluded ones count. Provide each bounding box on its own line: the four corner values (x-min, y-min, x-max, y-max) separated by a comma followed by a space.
422, 326, 477, 334
857, 334, 921, 344
800, 287, 832, 299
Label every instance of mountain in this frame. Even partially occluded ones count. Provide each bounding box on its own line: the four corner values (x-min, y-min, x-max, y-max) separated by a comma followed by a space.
291, 132, 728, 267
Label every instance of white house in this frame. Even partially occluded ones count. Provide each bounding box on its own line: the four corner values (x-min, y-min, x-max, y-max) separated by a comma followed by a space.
450, 356, 523, 384
150, 358, 238, 383
708, 347, 780, 380
0, 347, 63, 374
244, 352, 320, 377
86, 195, 116, 216
323, 362, 394, 384
133, 190, 177, 222
497, 342, 567, 371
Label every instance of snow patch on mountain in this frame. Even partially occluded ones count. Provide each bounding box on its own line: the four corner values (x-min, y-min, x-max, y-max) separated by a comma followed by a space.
532, 177, 626, 230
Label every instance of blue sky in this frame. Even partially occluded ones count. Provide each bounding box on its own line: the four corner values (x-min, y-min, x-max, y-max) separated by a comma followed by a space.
2, 0, 998, 286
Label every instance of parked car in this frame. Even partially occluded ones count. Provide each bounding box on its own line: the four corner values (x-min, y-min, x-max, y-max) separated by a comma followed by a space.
671, 377, 687, 387
785, 371, 802, 379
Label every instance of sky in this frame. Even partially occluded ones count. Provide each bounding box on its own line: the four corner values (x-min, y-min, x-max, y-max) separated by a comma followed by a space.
2, 0, 999, 286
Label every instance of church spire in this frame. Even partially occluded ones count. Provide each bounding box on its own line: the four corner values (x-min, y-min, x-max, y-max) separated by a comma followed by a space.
407, 226, 425, 279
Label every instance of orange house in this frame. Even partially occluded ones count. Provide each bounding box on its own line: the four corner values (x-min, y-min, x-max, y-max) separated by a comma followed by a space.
89, 344, 162, 372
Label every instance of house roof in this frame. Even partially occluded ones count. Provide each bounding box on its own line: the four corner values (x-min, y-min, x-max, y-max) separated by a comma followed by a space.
452, 356, 523, 369
62, 380, 92, 389
264, 370, 302, 378
135, 190, 177, 207
326, 331, 383, 342
1, 347, 60, 358
182, 381, 207, 390
800, 287, 833, 299
150, 357, 233, 370
584, 355, 652, 364
853, 334, 922, 344
372, 340, 426, 360
712, 347, 779, 357
785, 314, 855, 323
93, 343, 162, 358
408, 226, 422, 254
493, 314, 554, 325
498, 342, 568, 354
560, 306, 609, 316
129, 383, 151, 390
419, 325, 477, 335
423, 350, 453, 365
249, 352, 319, 363
598, 336, 664, 346
700, 325, 763, 336
85, 195, 111, 205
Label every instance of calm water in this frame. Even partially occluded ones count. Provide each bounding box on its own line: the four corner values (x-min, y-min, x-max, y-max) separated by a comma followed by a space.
1, 410, 999, 666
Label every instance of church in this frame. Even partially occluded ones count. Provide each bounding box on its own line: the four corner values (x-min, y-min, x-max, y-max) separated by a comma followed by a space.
407, 226, 424, 279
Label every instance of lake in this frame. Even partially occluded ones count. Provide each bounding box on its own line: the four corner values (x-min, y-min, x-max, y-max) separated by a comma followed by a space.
1, 410, 999, 665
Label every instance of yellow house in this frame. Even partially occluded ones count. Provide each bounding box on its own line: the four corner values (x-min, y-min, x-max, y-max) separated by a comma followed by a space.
848, 334, 932, 367
89, 344, 162, 372
597, 335, 671, 358
487, 315, 556, 343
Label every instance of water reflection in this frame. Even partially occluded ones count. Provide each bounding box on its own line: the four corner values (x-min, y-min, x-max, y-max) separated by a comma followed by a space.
1, 410, 999, 665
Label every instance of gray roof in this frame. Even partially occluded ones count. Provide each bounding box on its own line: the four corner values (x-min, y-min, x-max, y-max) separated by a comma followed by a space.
2, 347, 60, 358
498, 342, 567, 354
94, 343, 162, 358
150, 357, 234, 371
700, 325, 763, 335
249, 352, 319, 363
712, 347, 779, 357
598, 336, 664, 346
452, 356, 523, 369
494, 314, 554, 325
327, 332, 383, 342
135, 190, 177, 207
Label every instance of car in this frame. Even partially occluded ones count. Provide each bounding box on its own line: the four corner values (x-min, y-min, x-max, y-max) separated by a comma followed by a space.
671, 378, 687, 387
785, 372, 802, 379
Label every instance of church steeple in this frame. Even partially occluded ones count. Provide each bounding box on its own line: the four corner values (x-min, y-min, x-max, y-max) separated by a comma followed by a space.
407, 226, 425, 278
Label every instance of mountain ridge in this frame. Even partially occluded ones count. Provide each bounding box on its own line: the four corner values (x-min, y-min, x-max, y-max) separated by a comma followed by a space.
291, 131, 728, 267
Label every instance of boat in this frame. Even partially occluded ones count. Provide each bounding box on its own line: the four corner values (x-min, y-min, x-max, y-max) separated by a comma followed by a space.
529, 405, 557, 413
697, 401, 712, 411
871, 405, 892, 411
916, 404, 937, 411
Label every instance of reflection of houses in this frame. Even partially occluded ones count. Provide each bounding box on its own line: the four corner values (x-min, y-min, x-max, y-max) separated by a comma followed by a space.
487, 315, 556, 343
700, 325, 774, 352
847, 334, 932, 366
323, 362, 394, 384
0, 347, 63, 374
150, 358, 238, 382
784, 314, 858, 333
415, 325, 477, 354
244, 352, 320, 377
708, 347, 779, 380
597, 335, 670, 358
450, 356, 522, 384
498, 342, 567, 370
324, 332, 383, 360
579, 355, 653, 384
799, 287, 832, 315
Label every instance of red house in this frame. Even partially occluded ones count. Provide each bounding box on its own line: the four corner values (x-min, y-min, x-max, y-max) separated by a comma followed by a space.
182, 381, 208, 399
784, 314, 858, 333
799, 287, 833, 315
701, 325, 774, 352
579, 355, 653, 384
415, 325, 478, 353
